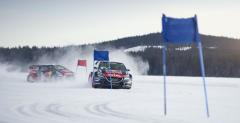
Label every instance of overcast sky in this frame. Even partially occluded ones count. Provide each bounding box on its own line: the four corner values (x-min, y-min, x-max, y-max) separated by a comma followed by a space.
0, 0, 239, 47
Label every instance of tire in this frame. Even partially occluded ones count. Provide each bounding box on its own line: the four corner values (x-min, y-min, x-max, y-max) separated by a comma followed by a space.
123, 75, 132, 89
27, 75, 35, 83
123, 84, 132, 89
92, 83, 98, 88
124, 86, 131, 89
89, 72, 99, 88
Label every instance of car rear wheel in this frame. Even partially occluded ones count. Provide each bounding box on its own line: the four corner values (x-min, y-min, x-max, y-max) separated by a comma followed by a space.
27, 75, 36, 82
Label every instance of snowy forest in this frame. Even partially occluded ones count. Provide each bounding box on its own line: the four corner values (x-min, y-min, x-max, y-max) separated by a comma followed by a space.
1, 32, 240, 77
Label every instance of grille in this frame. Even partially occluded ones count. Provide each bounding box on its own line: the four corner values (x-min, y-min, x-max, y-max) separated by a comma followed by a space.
105, 77, 123, 83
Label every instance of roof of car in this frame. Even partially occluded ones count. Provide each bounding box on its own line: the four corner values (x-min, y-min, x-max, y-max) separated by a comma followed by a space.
29, 65, 65, 68
99, 61, 124, 64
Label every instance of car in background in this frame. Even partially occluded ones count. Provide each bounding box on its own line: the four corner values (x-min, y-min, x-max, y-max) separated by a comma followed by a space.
27, 65, 74, 82
88, 61, 132, 89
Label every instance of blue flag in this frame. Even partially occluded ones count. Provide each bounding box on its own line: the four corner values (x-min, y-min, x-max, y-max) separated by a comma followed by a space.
161, 14, 210, 117
94, 50, 109, 61
162, 14, 200, 44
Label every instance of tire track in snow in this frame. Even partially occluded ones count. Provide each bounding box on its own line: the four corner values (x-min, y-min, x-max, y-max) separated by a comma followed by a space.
14, 102, 111, 123
14, 103, 85, 122
84, 103, 106, 117
101, 102, 160, 123
44, 103, 100, 119
45, 104, 69, 118
98, 102, 191, 123
15, 103, 46, 118
30, 103, 44, 116
16, 105, 32, 117
84, 101, 160, 123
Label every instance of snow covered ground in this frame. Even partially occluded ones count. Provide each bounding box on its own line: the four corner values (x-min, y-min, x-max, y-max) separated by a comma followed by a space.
0, 71, 240, 123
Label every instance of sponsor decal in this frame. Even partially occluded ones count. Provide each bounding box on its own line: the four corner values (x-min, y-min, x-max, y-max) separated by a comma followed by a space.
104, 73, 124, 78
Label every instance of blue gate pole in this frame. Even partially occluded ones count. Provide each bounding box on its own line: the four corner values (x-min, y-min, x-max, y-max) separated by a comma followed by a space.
162, 44, 167, 116
92, 50, 95, 81
198, 42, 210, 117
108, 62, 112, 89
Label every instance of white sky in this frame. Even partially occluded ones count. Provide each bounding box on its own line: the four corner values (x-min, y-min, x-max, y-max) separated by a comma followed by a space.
0, 0, 240, 47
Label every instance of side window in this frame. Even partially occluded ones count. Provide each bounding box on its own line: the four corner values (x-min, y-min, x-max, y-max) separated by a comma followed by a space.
122, 64, 127, 71
55, 71, 62, 76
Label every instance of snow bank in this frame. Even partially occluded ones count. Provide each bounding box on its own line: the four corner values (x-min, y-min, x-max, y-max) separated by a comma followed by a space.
0, 75, 240, 123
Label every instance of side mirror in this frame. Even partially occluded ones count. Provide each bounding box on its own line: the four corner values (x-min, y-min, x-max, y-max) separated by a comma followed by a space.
100, 67, 106, 72
126, 69, 130, 71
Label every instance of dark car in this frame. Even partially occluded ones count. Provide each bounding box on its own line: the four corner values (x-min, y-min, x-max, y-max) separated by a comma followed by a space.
27, 65, 74, 82
88, 61, 132, 89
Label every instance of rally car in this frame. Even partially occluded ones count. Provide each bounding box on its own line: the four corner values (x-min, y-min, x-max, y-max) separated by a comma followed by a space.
88, 61, 132, 89
27, 65, 74, 82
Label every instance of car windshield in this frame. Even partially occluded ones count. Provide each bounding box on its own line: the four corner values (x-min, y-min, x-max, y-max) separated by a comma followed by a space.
99, 62, 126, 71
55, 65, 66, 70
39, 65, 53, 71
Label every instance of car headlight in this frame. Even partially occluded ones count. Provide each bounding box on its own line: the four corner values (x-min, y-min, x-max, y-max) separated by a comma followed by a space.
97, 71, 103, 77
124, 75, 131, 81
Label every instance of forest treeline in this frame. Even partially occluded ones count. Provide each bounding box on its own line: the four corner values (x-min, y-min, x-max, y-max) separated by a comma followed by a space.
1, 32, 240, 77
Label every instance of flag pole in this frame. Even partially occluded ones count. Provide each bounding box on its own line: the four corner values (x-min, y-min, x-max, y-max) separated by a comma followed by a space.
108, 61, 112, 89
198, 41, 210, 117
75, 61, 78, 73
75, 66, 78, 73
162, 14, 167, 116
92, 50, 95, 83
162, 43, 167, 116
195, 15, 210, 117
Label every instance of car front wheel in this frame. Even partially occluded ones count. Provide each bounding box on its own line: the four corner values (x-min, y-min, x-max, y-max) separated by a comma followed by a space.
27, 75, 36, 82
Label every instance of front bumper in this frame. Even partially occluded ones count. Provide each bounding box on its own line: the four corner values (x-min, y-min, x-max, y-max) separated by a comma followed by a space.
92, 76, 132, 88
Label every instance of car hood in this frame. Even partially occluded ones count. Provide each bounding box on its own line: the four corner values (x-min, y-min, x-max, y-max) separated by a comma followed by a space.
59, 69, 74, 76
103, 70, 126, 78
